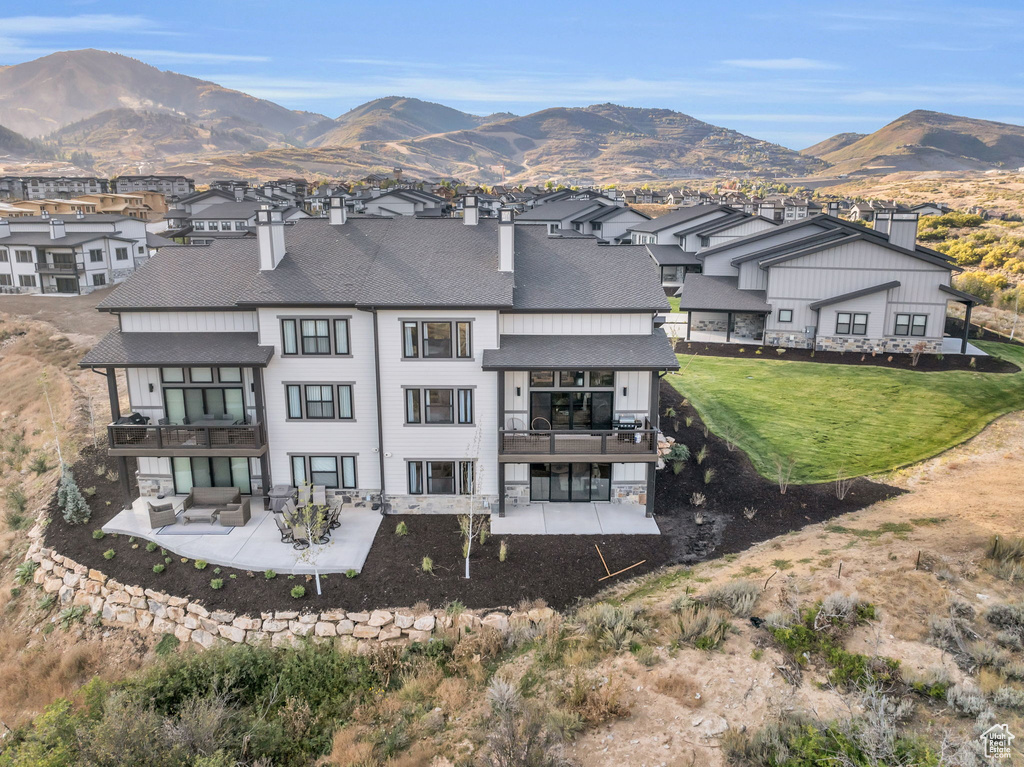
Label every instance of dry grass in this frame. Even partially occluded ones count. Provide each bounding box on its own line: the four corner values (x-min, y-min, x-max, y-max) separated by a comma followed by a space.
653, 671, 705, 708
435, 676, 472, 715
318, 727, 375, 767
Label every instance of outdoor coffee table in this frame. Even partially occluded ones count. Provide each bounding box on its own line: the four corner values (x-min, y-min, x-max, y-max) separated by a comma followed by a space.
182, 508, 220, 525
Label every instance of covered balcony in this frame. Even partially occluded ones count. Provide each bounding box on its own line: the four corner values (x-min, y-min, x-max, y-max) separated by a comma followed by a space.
498, 419, 658, 462
108, 420, 267, 457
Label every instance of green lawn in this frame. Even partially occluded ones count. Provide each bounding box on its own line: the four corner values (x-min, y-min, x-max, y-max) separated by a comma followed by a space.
668, 341, 1024, 484
667, 296, 681, 313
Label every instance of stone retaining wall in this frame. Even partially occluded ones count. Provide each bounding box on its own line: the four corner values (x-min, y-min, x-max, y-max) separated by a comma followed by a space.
23, 531, 549, 652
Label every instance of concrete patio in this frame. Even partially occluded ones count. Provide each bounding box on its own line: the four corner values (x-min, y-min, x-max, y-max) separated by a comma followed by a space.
103, 496, 384, 573
490, 502, 660, 535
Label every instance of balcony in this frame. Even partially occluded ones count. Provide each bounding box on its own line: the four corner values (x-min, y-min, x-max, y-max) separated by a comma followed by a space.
107, 422, 267, 457
498, 425, 659, 463
35, 262, 84, 275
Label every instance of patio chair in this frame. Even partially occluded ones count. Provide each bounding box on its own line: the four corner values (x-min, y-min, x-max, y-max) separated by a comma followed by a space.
312, 484, 327, 507
274, 515, 293, 543
147, 501, 177, 528
217, 499, 251, 527
297, 484, 311, 508
327, 505, 341, 530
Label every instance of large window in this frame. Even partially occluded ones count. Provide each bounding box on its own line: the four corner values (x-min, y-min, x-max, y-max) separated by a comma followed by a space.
0, 249, 7, 262
281, 317, 350, 356
530, 463, 611, 502
894, 313, 928, 337
172, 456, 251, 495
92, 274, 106, 286
835, 312, 868, 336
115, 247, 128, 261
408, 460, 475, 495
0, 275, 10, 286
15, 250, 32, 263
290, 455, 356, 490
405, 388, 473, 425
531, 371, 615, 389
402, 320, 472, 359
89, 249, 103, 263
286, 384, 353, 420
18, 275, 36, 287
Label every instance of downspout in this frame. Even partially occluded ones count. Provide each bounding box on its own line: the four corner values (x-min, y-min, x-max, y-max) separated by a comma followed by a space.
812, 308, 821, 351
371, 308, 387, 513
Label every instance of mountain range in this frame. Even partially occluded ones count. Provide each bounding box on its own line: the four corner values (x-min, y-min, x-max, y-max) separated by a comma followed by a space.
0, 50, 1021, 183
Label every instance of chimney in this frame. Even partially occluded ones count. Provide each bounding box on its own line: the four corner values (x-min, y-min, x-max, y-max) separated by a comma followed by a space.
75, 209, 85, 219
874, 212, 891, 236
827, 201, 839, 217
328, 195, 347, 225
888, 211, 919, 250
50, 219, 66, 240
263, 184, 273, 198
498, 208, 515, 272
234, 187, 244, 202
464, 194, 479, 226
256, 207, 286, 270
41, 210, 50, 220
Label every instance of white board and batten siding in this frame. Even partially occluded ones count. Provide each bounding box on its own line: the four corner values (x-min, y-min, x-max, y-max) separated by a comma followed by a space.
120, 311, 258, 333
499, 313, 652, 335
257, 307, 381, 493
700, 222, 833, 277
376, 308, 501, 497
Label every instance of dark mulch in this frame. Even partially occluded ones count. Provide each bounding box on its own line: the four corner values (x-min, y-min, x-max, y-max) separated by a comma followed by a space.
653, 381, 904, 564
46, 402, 893, 613
673, 339, 1018, 373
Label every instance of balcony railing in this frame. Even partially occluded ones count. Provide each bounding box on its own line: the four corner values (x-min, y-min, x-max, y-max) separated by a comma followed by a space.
499, 426, 658, 458
107, 422, 266, 454
35, 262, 84, 274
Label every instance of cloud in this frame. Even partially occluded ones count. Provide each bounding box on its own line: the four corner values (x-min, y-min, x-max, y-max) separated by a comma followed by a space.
722, 58, 841, 71
840, 84, 1024, 106
120, 49, 270, 64
0, 14, 163, 35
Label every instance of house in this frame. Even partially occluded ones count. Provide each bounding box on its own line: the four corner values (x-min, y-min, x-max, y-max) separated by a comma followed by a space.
671, 212, 979, 354
167, 201, 308, 245
77, 192, 166, 220
0, 176, 109, 200
79, 202, 677, 526
0, 213, 152, 294
361, 189, 447, 218
515, 197, 650, 242
113, 175, 195, 200
909, 202, 949, 218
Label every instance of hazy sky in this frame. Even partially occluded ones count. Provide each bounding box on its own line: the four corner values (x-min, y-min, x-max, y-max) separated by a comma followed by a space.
2, 0, 1022, 149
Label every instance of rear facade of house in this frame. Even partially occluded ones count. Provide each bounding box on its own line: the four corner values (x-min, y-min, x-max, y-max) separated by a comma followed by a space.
81, 203, 678, 520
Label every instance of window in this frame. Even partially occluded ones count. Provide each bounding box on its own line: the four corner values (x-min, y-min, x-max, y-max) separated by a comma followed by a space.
15, 250, 32, 263
208, 221, 219, 231
778, 309, 793, 323
530, 371, 555, 387
235, 221, 247, 230
590, 371, 614, 387
408, 460, 476, 495
406, 388, 472, 425
281, 317, 350, 356
91, 273, 106, 286
190, 367, 214, 383
19, 275, 36, 287
548, 223, 560, 234
193, 221, 205, 231
402, 320, 473, 359
0, 249, 7, 262
835, 312, 868, 336
286, 383, 353, 420
89, 249, 103, 262
219, 367, 242, 383
304, 385, 335, 418
291, 455, 357, 490
161, 367, 185, 383
138, 246, 145, 254
894, 314, 928, 337
0, 275, 11, 286
559, 371, 585, 387
115, 247, 128, 261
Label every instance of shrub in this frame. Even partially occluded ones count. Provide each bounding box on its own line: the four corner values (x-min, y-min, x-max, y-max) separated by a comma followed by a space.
695, 444, 708, 465
58, 466, 91, 525
103, 549, 115, 560
154, 633, 179, 656
153, 564, 165, 574
145, 541, 157, 552
395, 521, 409, 536
345, 569, 357, 579
574, 603, 651, 652
264, 570, 277, 580
14, 559, 38, 586
29, 454, 51, 475
5, 486, 27, 514
4, 509, 28, 530
946, 684, 989, 717
290, 585, 305, 599
702, 580, 760, 618
742, 506, 757, 521
703, 467, 716, 485
210, 579, 224, 590
164, 557, 172, 564
422, 556, 434, 574
673, 603, 732, 650
499, 539, 508, 562
666, 443, 690, 474
194, 560, 208, 570
690, 492, 706, 507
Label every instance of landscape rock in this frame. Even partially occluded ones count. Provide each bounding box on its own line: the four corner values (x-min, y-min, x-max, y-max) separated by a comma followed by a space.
368, 610, 393, 627
315, 622, 337, 637
353, 624, 380, 639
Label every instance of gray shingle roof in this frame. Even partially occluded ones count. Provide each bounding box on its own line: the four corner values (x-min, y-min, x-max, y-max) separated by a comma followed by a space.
516, 199, 604, 222
80, 329, 273, 368
646, 245, 700, 267
188, 201, 262, 219
673, 275, 772, 313
626, 204, 731, 234
481, 328, 679, 370
0, 232, 132, 247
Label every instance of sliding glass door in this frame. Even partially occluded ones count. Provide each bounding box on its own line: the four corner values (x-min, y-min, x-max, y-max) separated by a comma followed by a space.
530, 392, 613, 431
164, 387, 245, 424
172, 456, 251, 495
530, 463, 611, 502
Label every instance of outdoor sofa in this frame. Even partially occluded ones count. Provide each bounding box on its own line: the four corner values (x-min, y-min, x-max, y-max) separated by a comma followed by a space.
147, 501, 177, 528
218, 499, 251, 527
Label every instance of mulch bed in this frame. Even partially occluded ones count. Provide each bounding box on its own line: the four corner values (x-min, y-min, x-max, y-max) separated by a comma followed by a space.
673, 339, 1019, 373
653, 381, 903, 564
45, 402, 894, 613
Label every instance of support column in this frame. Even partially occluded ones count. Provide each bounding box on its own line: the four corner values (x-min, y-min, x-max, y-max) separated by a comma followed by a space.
646, 461, 656, 518
686, 310, 692, 341
962, 302, 973, 355
497, 370, 506, 517
253, 367, 271, 502
104, 367, 132, 510
726, 312, 733, 343
646, 371, 662, 518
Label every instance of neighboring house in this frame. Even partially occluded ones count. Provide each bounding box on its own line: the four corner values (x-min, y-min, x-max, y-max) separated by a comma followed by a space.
0, 176, 109, 200
80, 205, 677, 523
169, 202, 308, 245
627, 204, 746, 246
4, 199, 97, 217
910, 202, 949, 217
361, 189, 447, 217
516, 198, 616, 234
77, 192, 162, 220
672, 211, 978, 354
113, 175, 195, 200
0, 214, 152, 294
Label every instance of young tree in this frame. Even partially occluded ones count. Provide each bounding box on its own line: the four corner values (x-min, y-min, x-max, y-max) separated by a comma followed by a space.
59, 466, 91, 525
290, 484, 332, 595
459, 432, 488, 579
